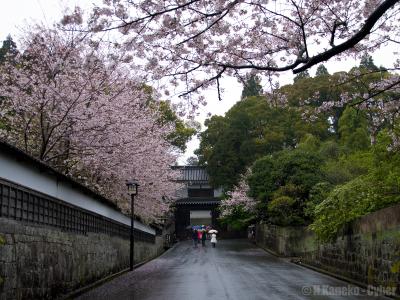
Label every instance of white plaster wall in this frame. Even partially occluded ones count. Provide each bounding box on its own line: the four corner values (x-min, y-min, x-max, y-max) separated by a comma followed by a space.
214, 187, 224, 197
190, 210, 211, 218
188, 184, 212, 189
0, 151, 154, 235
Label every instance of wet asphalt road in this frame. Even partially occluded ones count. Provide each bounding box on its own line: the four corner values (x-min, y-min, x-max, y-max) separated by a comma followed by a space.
77, 239, 388, 300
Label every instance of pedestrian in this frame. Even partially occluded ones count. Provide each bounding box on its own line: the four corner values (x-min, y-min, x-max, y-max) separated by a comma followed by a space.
192, 229, 198, 248
201, 230, 207, 247
211, 233, 217, 248
197, 228, 202, 244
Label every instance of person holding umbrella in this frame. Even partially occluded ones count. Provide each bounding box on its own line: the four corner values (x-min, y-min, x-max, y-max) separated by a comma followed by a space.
209, 229, 218, 248
192, 229, 198, 248
201, 229, 207, 247
197, 228, 202, 244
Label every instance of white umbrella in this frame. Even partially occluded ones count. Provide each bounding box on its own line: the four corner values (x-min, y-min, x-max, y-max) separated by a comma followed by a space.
208, 229, 218, 234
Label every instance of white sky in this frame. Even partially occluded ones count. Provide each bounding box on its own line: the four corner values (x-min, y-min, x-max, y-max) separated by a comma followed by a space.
1, 1, 398, 164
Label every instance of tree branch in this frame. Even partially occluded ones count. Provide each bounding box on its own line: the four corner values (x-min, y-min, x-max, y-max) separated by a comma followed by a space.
294, 0, 398, 73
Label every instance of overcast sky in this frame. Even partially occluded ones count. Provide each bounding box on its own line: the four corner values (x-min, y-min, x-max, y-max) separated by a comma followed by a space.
1, 1, 398, 164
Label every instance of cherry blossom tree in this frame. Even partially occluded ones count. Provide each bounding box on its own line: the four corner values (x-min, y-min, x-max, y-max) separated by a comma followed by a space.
220, 173, 256, 218
0, 25, 182, 221
62, 0, 399, 100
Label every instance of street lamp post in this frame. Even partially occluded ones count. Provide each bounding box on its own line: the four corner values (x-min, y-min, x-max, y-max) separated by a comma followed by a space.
126, 179, 139, 271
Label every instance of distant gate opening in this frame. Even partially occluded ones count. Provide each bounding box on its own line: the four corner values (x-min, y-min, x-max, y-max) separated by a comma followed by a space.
190, 210, 212, 226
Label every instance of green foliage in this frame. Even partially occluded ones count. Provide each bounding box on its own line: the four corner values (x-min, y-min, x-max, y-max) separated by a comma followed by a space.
274, 150, 323, 197
0, 234, 5, 246
315, 64, 329, 77
141, 85, 198, 152
168, 119, 197, 152
219, 206, 256, 230
297, 134, 320, 152
247, 155, 275, 201
359, 53, 379, 72
196, 62, 400, 235
304, 182, 333, 218
196, 96, 329, 189
241, 74, 263, 99
370, 131, 400, 201
322, 160, 353, 185
322, 150, 373, 185
248, 149, 323, 225
156, 100, 198, 152
293, 70, 310, 82
0, 35, 18, 64
311, 131, 400, 241
280, 70, 346, 134
311, 175, 374, 241
318, 140, 340, 160
267, 195, 304, 226
0, 36, 19, 132
338, 106, 370, 153
391, 261, 400, 274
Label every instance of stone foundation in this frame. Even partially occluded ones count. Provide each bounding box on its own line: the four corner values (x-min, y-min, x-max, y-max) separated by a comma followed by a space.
255, 204, 400, 297
0, 218, 164, 300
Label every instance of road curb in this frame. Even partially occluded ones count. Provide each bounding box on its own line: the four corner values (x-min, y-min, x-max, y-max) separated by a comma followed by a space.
131, 242, 178, 271
256, 244, 282, 257
59, 243, 178, 300
58, 268, 130, 300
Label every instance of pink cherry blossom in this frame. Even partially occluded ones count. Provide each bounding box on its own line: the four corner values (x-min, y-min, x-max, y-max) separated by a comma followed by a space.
60, 0, 399, 105
220, 172, 256, 218
0, 25, 183, 222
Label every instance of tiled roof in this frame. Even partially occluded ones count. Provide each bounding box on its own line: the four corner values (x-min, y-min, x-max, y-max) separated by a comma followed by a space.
175, 197, 221, 205
0, 139, 119, 210
173, 166, 209, 183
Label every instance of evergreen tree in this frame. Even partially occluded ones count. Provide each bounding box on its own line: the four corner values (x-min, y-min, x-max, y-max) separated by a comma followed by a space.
241, 74, 263, 99
196, 96, 329, 189
293, 70, 310, 82
359, 53, 379, 71
0, 35, 18, 64
338, 107, 370, 152
315, 64, 329, 77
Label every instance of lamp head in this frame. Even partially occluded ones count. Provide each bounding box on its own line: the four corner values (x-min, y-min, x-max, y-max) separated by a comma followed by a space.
126, 179, 139, 196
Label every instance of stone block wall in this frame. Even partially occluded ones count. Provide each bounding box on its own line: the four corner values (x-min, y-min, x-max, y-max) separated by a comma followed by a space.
135, 237, 164, 264
255, 224, 316, 257
0, 218, 164, 300
255, 203, 400, 297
